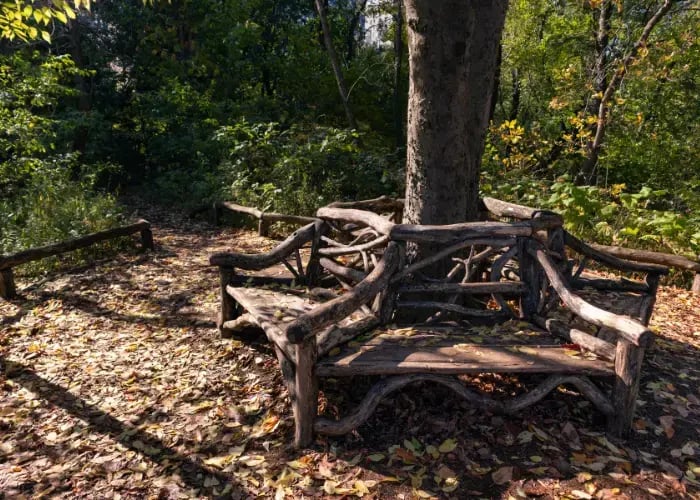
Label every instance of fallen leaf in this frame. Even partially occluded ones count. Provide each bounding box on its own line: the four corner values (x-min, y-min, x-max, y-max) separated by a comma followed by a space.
492, 466, 514, 485
659, 415, 675, 439
367, 453, 385, 462
438, 438, 457, 453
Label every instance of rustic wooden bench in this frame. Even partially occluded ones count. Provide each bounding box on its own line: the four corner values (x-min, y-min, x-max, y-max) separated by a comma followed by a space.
210, 198, 667, 448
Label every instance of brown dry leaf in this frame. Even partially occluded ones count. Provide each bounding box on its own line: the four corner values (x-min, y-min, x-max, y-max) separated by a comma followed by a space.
659, 415, 675, 439
491, 466, 514, 485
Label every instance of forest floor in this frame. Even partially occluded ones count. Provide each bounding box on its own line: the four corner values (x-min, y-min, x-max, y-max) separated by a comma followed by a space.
1, 200, 700, 500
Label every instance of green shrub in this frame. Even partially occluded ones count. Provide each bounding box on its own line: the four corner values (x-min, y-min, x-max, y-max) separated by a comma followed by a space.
214, 120, 402, 216
0, 52, 128, 275
482, 172, 700, 285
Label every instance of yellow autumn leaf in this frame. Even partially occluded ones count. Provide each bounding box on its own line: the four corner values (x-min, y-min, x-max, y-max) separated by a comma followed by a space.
438, 438, 457, 453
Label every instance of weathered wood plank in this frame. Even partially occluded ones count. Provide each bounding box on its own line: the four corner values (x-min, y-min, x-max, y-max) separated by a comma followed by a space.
395, 301, 508, 318
317, 315, 380, 357
226, 286, 371, 357
317, 343, 614, 377
389, 221, 535, 243
397, 282, 526, 294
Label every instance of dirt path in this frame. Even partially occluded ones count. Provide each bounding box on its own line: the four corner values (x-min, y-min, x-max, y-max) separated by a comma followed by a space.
1, 203, 699, 499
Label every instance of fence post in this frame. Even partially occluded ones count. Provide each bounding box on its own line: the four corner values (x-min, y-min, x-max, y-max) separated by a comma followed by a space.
0, 268, 16, 300
140, 226, 155, 251
258, 215, 270, 237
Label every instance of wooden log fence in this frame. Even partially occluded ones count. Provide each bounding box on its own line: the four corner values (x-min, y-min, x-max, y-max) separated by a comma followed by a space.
213, 201, 318, 237
0, 220, 154, 300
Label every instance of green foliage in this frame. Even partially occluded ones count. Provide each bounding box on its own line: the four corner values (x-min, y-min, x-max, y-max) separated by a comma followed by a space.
214, 120, 402, 215
0, 51, 126, 273
482, 173, 700, 276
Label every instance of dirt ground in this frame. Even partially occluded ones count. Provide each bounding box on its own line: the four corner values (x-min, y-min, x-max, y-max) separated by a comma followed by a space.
1, 201, 699, 499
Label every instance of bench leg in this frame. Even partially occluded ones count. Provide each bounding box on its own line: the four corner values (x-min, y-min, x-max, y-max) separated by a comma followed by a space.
607, 340, 644, 437
293, 339, 318, 448
218, 266, 240, 338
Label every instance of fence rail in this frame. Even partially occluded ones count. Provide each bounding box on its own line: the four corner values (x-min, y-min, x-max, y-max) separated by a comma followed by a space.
0, 220, 154, 299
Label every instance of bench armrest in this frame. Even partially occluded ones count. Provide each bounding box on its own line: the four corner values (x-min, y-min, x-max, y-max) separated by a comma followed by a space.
285, 242, 400, 344
531, 246, 654, 348
209, 222, 317, 270
564, 231, 668, 276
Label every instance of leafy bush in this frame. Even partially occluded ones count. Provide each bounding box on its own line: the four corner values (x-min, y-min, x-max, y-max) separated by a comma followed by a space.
482, 172, 700, 285
0, 52, 127, 274
214, 120, 403, 215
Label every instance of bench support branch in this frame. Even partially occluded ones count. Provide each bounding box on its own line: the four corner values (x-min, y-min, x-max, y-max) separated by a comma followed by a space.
608, 340, 644, 437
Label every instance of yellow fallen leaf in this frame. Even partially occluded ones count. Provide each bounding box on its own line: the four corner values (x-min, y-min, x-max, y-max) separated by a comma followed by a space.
414, 489, 437, 498
204, 455, 233, 468
367, 453, 385, 462
353, 480, 370, 496
438, 438, 457, 453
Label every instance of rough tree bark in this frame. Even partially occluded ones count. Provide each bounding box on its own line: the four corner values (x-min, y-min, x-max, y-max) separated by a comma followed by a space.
393, 0, 404, 148
402, 0, 508, 239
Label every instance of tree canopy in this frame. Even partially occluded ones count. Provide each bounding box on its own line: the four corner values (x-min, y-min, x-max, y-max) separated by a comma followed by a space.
1, 0, 699, 277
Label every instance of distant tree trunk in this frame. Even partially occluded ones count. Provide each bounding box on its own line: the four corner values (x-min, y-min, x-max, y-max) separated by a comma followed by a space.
315, 0, 358, 130
346, 0, 368, 61
580, 0, 672, 185
403, 0, 507, 233
509, 68, 520, 121
393, 0, 404, 148
489, 43, 502, 123
579, 0, 612, 185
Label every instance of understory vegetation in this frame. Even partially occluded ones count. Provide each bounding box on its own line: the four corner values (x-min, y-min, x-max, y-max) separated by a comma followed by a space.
1, 0, 698, 281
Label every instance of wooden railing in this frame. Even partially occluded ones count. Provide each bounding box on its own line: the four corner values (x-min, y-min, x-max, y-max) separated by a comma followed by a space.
213, 202, 317, 237
213, 195, 700, 293
0, 220, 154, 299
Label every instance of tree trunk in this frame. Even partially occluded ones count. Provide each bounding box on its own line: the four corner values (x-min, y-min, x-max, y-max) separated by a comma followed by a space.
403, 0, 507, 231
579, 0, 612, 185
346, 0, 368, 61
393, 0, 405, 148
314, 0, 358, 130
